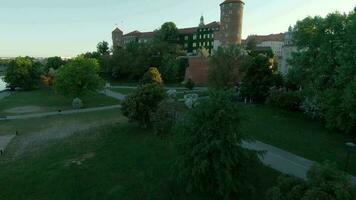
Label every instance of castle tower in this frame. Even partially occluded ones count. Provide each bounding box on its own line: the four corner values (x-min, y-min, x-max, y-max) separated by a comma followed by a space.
199, 15, 205, 27
219, 0, 245, 45
112, 27, 123, 48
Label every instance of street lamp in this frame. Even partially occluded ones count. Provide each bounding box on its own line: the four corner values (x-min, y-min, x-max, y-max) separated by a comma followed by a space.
345, 142, 356, 172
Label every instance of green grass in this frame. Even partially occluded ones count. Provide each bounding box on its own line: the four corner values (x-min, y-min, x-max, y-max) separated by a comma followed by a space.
0, 88, 119, 116
239, 104, 356, 175
0, 121, 280, 200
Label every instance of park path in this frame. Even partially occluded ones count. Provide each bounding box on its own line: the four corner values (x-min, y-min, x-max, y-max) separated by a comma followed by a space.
0, 105, 121, 121
101, 89, 126, 100
0, 135, 15, 154
242, 140, 356, 185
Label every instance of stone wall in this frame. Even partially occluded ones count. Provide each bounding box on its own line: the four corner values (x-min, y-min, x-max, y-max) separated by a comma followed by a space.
185, 57, 209, 86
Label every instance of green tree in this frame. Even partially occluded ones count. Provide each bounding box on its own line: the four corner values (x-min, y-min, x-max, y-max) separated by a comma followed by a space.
159, 54, 179, 82
54, 57, 104, 97
97, 41, 110, 55
246, 37, 257, 51
4, 57, 42, 90
240, 54, 273, 102
175, 91, 257, 199
289, 10, 356, 134
155, 22, 179, 43
46, 56, 65, 71
121, 83, 166, 128
208, 45, 244, 89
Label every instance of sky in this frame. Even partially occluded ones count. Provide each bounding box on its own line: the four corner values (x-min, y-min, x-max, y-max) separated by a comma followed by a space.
0, 0, 355, 58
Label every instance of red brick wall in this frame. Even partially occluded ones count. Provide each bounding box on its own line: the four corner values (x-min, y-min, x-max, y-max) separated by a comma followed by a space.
185, 57, 209, 86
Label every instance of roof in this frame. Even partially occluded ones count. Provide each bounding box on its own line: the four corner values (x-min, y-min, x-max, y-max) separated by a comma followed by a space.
246, 33, 285, 43
112, 27, 123, 33
178, 27, 198, 34
124, 31, 142, 37
220, 0, 245, 6
203, 21, 220, 28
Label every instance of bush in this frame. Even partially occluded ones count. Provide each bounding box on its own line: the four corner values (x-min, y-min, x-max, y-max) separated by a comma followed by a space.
300, 96, 323, 120
183, 78, 195, 90
141, 67, 163, 85
175, 91, 257, 199
121, 83, 166, 128
266, 89, 302, 111
266, 162, 354, 200
152, 99, 178, 136
72, 98, 83, 109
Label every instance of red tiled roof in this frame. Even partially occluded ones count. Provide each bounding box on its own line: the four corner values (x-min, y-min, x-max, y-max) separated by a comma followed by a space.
124, 31, 142, 37
246, 33, 285, 43
178, 27, 198, 34
203, 21, 220, 28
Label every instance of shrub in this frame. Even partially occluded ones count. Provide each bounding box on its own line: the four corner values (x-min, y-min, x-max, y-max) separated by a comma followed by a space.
121, 83, 166, 128
300, 96, 323, 120
266, 162, 354, 200
266, 89, 302, 111
72, 98, 83, 109
183, 78, 195, 90
141, 67, 163, 85
152, 99, 178, 136
175, 91, 257, 199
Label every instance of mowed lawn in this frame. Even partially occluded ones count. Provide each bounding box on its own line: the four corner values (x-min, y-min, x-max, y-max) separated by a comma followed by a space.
0, 88, 119, 116
0, 122, 281, 200
239, 104, 356, 175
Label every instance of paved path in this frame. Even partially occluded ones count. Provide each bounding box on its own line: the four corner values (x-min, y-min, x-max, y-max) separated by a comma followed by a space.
0, 135, 15, 154
101, 89, 126, 100
0, 105, 121, 121
0, 91, 10, 100
242, 140, 356, 185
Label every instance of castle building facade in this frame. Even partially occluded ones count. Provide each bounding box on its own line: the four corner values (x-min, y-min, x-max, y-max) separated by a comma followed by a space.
112, 0, 244, 54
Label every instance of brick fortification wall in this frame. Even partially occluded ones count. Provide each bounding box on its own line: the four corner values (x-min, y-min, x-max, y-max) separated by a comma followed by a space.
185, 57, 209, 86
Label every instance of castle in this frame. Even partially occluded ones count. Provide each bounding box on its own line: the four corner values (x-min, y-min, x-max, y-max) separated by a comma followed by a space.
112, 0, 245, 54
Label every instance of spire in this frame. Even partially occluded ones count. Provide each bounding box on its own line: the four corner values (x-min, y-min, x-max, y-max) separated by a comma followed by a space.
199, 15, 205, 27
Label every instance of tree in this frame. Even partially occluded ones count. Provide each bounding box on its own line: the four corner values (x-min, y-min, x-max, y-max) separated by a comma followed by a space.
197, 47, 209, 58
155, 22, 179, 43
175, 91, 257, 199
121, 83, 166, 128
267, 162, 353, 200
4, 57, 42, 90
288, 11, 356, 134
245, 37, 257, 51
141, 67, 163, 85
97, 41, 110, 55
54, 57, 104, 97
240, 54, 273, 102
159, 54, 179, 82
46, 56, 64, 71
208, 45, 244, 89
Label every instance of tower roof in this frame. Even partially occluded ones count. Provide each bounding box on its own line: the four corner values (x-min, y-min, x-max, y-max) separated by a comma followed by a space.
220, 0, 245, 6
112, 27, 123, 33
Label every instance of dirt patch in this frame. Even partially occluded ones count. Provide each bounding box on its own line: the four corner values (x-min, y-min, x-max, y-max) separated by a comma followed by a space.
4, 106, 43, 114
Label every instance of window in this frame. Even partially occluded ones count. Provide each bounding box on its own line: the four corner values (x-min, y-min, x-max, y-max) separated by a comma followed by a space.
193, 43, 196, 47
193, 34, 197, 40
185, 36, 189, 40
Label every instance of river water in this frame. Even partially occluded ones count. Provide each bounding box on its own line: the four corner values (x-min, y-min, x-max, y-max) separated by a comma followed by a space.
0, 76, 6, 91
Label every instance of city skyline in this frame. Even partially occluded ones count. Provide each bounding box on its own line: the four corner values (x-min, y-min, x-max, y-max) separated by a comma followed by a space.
0, 0, 355, 57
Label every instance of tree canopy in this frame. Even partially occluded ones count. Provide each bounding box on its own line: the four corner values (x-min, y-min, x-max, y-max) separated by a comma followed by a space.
54, 57, 104, 97
96, 41, 110, 55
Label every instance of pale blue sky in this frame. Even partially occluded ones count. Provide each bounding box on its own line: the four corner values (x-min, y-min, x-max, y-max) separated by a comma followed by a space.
0, 0, 354, 57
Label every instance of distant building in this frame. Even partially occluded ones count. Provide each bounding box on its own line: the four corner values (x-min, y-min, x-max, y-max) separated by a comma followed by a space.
280, 27, 297, 75
245, 33, 284, 59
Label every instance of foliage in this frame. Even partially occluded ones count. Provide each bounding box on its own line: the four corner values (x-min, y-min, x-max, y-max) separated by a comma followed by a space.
184, 78, 195, 90
197, 47, 209, 58
272, 73, 285, 88
208, 45, 244, 89
245, 37, 257, 51
159, 54, 179, 82
155, 22, 179, 43
97, 41, 110, 55
300, 95, 323, 120
175, 91, 257, 199
121, 83, 166, 128
240, 54, 273, 102
267, 89, 302, 111
54, 57, 104, 97
266, 162, 353, 200
152, 99, 178, 136
288, 10, 356, 134
142, 67, 163, 85
45, 56, 65, 72
72, 97, 83, 109
4, 57, 42, 90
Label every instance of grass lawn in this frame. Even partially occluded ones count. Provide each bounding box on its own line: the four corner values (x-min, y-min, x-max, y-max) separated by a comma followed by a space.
0, 88, 119, 116
0, 121, 281, 200
239, 104, 356, 176
111, 87, 137, 95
